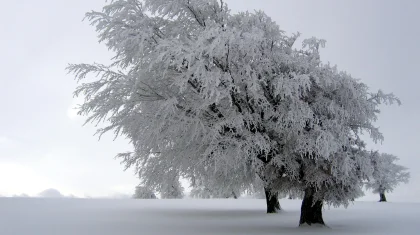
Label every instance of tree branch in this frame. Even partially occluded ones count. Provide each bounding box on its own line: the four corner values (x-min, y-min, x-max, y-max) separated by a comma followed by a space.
186, 1, 206, 27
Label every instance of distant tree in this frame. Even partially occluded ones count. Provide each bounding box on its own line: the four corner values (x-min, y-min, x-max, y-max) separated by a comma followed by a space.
133, 186, 157, 199
68, 0, 400, 226
160, 175, 184, 199
366, 152, 410, 202
189, 162, 256, 200
189, 186, 213, 199
38, 188, 64, 198
12, 193, 30, 198
190, 186, 238, 199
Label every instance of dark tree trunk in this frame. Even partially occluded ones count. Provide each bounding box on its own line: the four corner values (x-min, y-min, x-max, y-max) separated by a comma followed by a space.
264, 187, 281, 213
379, 192, 387, 202
379, 186, 387, 202
299, 188, 325, 226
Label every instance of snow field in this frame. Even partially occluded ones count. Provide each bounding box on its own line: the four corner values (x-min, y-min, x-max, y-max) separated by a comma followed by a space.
1, 198, 418, 235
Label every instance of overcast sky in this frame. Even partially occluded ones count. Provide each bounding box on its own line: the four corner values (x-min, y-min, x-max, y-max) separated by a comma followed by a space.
1, 0, 419, 200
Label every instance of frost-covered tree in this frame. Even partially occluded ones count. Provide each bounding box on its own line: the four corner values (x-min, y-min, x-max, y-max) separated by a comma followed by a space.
366, 152, 410, 202
68, 0, 400, 226
133, 186, 157, 199
189, 166, 253, 199
160, 175, 184, 199
190, 186, 239, 199
137, 156, 185, 198
286, 68, 399, 225
68, 0, 296, 212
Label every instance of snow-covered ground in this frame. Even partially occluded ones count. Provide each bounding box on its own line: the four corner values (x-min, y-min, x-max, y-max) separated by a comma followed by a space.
1, 198, 418, 235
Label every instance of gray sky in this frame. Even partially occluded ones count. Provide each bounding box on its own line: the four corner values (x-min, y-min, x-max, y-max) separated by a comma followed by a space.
1, 0, 419, 200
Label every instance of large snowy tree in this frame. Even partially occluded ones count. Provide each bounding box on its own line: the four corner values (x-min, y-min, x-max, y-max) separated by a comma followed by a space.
68, 0, 400, 226
366, 152, 410, 202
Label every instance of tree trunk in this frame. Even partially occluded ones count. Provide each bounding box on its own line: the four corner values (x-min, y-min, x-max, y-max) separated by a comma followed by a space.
379, 186, 387, 202
299, 187, 325, 226
379, 192, 387, 202
264, 187, 281, 213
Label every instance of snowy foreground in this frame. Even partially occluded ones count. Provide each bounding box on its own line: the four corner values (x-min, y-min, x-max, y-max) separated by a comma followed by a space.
1, 198, 418, 235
